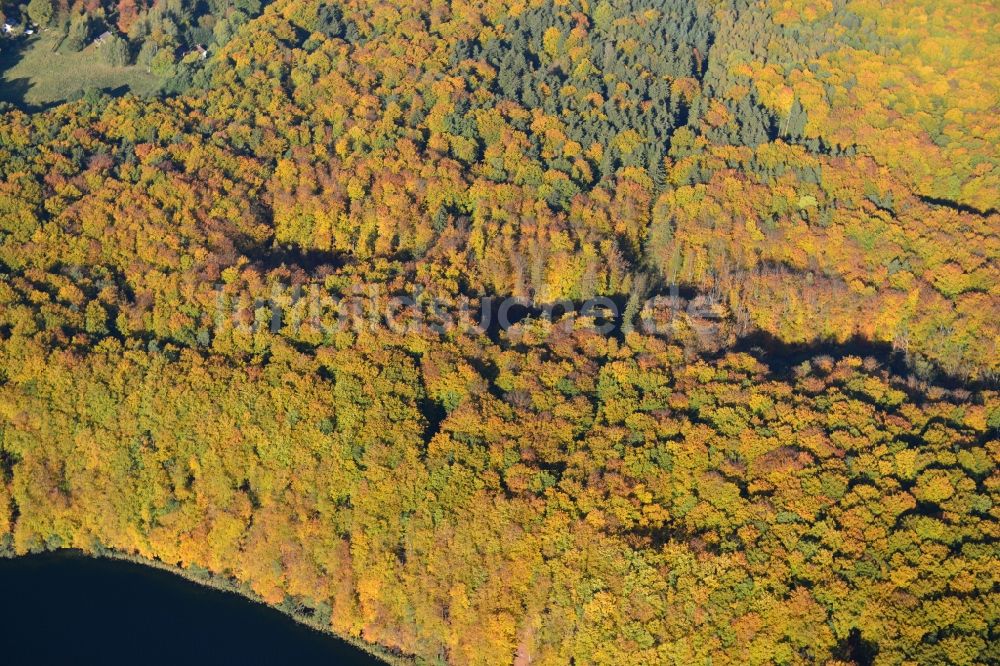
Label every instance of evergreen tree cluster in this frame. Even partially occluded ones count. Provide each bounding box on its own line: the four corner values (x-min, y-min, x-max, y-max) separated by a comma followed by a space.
449, 0, 716, 184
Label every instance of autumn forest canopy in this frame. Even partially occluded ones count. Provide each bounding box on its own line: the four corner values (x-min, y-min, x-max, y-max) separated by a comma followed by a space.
0, 0, 997, 664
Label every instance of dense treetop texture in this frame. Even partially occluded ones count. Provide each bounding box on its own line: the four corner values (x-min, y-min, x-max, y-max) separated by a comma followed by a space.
0, 0, 997, 664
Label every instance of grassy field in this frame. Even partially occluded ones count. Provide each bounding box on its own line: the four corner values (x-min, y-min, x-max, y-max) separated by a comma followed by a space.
0, 30, 162, 109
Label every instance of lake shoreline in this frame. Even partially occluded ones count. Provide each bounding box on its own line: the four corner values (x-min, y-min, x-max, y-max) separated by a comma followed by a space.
1, 548, 410, 666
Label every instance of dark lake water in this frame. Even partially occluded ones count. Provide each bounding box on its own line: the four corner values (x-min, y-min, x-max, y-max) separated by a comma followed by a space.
0, 551, 384, 665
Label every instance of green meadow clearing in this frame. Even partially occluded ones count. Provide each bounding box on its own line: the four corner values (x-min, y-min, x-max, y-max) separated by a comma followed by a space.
0, 30, 161, 109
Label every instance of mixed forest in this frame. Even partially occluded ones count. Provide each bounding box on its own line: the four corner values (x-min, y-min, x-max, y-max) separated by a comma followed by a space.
0, 0, 997, 664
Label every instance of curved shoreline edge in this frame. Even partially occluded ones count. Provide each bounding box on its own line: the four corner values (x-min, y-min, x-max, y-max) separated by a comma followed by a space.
1, 548, 410, 666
